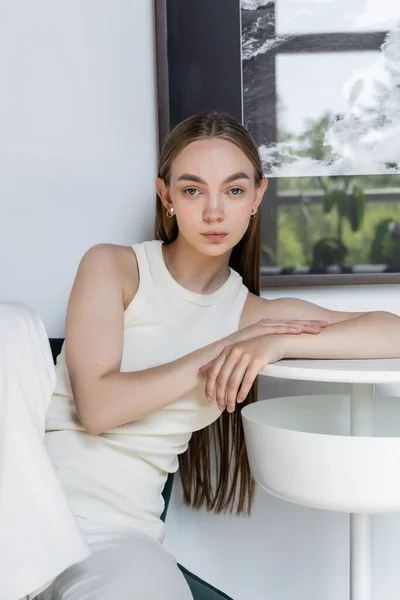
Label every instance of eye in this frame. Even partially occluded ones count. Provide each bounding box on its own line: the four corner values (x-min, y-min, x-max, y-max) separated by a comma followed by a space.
183, 187, 200, 196
228, 187, 244, 196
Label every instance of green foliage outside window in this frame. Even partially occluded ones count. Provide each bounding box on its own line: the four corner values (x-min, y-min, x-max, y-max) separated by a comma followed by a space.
270, 113, 400, 268
277, 201, 400, 267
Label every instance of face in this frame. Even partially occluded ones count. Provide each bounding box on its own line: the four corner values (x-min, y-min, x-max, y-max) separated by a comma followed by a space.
156, 138, 268, 256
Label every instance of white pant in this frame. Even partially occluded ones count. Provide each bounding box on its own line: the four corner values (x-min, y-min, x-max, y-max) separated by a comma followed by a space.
0, 303, 192, 600
36, 518, 192, 600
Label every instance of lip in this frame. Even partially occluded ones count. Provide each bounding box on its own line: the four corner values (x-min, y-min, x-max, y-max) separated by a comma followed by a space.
201, 232, 228, 242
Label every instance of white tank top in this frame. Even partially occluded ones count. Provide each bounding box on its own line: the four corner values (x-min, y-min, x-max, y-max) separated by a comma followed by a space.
45, 240, 249, 540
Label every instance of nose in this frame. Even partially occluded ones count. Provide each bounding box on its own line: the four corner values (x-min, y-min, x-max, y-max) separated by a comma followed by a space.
203, 195, 224, 222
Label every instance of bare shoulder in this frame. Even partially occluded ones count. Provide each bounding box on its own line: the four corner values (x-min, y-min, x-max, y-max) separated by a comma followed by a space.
78, 243, 139, 308
240, 292, 365, 327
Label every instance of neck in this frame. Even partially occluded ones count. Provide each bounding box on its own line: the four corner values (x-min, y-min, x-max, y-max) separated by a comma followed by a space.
162, 235, 231, 294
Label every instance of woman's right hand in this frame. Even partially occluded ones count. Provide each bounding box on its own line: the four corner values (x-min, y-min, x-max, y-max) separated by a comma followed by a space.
230, 318, 328, 345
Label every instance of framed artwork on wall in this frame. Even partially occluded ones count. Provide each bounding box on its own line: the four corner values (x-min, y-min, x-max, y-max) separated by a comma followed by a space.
155, 0, 400, 287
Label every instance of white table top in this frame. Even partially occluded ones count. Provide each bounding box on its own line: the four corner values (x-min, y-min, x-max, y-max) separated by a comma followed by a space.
260, 358, 400, 384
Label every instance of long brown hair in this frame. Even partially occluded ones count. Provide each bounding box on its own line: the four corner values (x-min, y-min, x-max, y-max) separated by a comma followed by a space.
155, 111, 263, 514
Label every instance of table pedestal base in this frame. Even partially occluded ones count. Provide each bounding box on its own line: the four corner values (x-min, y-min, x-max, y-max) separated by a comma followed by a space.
351, 514, 372, 600
350, 383, 374, 600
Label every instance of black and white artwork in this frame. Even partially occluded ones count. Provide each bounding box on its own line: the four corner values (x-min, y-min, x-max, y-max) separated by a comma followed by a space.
241, 0, 400, 275
242, 0, 399, 177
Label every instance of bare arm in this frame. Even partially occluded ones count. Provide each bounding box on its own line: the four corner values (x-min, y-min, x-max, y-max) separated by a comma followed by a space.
240, 293, 367, 328
241, 294, 400, 358
282, 311, 400, 360
66, 244, 232, 435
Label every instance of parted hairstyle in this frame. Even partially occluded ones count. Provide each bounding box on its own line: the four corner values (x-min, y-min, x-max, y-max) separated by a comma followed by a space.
155, 111, 263, 514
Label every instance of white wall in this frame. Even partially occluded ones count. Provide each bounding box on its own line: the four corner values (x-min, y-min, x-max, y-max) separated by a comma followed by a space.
0, 0, 158, 335
2, 3, 400, 599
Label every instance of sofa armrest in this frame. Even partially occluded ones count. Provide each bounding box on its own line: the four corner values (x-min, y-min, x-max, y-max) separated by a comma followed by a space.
178, 564, 234, 600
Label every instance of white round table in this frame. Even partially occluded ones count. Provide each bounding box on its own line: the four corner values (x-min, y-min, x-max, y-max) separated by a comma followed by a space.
241, 358, 400, 600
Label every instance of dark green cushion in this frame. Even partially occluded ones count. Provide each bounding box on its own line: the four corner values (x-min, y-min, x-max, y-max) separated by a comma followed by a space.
161, 475, 234, 599
178, 564, 234, 600
48, 339, 234, 600
161, 471, 175, 522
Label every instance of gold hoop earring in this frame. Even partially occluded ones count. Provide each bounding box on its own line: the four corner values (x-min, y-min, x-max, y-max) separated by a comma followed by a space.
166, 207, 175, 219
250, 212, 257, 220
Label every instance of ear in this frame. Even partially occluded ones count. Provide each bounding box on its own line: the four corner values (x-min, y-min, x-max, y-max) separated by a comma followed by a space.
253, 177, 268, 212
156, 178, 173, 212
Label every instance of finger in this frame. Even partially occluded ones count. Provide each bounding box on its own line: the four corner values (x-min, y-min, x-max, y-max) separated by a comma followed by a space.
225, 354, 252, 413
237, 362, 262, 404
215, 348, 243, 410
257, 325, 323, 336
258, 325, 303, 334
283, 321, 322, 330
289, 320, 328, 328
261, 321, 321, 332
272, 322, 324, 334
260, 319, 326, 327
262, 325, 314, 334
204, 351, 229, 403
294, 321, 327, 333
292, 325, 322, 334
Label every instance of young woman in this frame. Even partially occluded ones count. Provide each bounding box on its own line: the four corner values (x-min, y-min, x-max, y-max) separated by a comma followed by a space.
2, 111, 400, 600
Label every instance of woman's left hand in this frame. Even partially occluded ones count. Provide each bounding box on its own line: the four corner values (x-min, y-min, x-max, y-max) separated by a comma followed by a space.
198, 335, 286, 413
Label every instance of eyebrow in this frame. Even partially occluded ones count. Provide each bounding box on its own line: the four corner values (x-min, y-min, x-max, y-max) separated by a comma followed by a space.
176, 172, 251, 185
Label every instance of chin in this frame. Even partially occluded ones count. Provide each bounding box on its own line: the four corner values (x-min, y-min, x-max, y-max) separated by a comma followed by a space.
198, 238, 238, 257
202, 245, 230, 256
